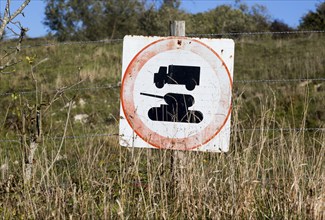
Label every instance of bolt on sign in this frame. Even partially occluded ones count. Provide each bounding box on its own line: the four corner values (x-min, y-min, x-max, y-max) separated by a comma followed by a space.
119, 36, 235, 152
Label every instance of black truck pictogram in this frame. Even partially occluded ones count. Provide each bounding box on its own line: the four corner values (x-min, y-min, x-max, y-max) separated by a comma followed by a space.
140, 92, 203, 123
154, 65, 200, 91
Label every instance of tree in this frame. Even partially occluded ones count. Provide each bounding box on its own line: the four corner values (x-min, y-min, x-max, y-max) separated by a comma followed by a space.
187, 4, 270, 35
44, 0, 273, 40
163, 0, 181, 9
1, 0, 81, 184
141, 0, 187, 36
269, 19, 294, 39
248, 4, 270, 31
299, 2, 325, 31
0, 0, 31, 40
44, 0, 93, 41
44, 0, 147, 41
0, 0, 37, 183
85, 0, 146, 40
270, 19, 293, 32
1, 0, 30, 71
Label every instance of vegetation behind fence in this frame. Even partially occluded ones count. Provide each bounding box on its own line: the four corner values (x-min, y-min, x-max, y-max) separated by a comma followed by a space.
0, 31, 324, 218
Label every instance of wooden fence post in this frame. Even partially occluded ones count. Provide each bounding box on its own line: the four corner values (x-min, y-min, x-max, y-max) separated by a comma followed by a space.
170, 21, 185, 37
169, 20, 187, 190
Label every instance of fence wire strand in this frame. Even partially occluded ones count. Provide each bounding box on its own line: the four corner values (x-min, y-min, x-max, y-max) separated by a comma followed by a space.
234, 78, 325, 84
1, 127, 324, 144
0, 78, 324, 98
188, 30, 325, 37
3, 29, 325, 49
48, 133, 119, 140
6, 39, 124, 49
0, 83, 121, 97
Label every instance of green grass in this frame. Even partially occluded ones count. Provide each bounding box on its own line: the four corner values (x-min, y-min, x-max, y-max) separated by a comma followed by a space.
0, 34, 324, 219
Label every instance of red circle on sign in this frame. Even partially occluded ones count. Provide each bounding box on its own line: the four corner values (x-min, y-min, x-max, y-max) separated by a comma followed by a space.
121, 37, 232, 150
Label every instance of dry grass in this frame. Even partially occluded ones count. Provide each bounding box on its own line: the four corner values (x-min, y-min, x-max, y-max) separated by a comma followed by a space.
0, 102, 324, 219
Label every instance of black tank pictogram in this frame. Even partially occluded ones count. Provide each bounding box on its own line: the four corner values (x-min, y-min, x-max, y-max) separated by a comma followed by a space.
140, 92, 203, 123
154, 65, 200, 91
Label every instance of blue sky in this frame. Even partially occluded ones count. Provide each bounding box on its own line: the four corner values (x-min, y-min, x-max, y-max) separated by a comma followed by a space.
0, 0, 321, 38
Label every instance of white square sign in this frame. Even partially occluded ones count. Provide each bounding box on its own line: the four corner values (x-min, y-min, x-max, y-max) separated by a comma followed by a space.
119, 36, 234, 152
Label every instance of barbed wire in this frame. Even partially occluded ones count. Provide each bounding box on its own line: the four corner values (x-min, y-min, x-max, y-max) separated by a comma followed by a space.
5, 38, 124, 49
234, 78, 325, 84
0, 138, 20, 144
0, 83, 121, 97
47, 133, 119, 140
3, 29, 325, 49
233, 127, 325, 132
0, 133, 119, 144
188, 30, 325, 37
1, 127, 324, 144
0, 77, 324, 98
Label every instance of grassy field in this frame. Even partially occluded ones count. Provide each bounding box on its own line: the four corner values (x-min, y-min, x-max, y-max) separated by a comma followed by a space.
0, 34, 324, 219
